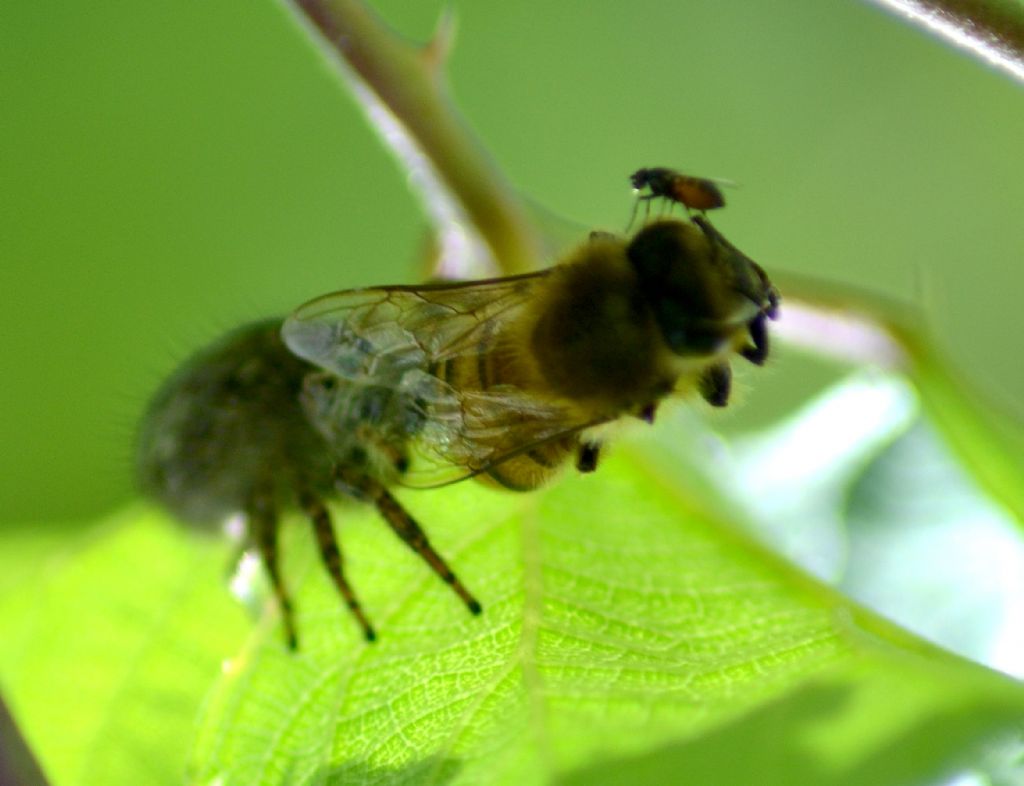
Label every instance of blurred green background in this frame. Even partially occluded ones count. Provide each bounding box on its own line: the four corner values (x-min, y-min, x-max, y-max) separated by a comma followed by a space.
2, 0, 1023, 525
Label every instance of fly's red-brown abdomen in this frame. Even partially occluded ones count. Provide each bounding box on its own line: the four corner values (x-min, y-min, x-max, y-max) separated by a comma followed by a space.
669, 178, 725, 211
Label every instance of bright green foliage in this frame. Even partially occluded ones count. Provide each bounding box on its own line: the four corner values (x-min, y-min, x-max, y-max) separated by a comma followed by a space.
4, 1, 1024, 782
4, 450, 1022, 785
0, 514, 248, 785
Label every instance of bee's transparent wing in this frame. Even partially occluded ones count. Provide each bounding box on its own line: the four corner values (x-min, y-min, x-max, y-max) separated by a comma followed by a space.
403, 402, 609, 489
402, 384, 603, 489
283, 272, 599, 486
284, 273, 549, 380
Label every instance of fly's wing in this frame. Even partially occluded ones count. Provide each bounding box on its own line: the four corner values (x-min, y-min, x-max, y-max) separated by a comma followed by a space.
283, 272, 600, 487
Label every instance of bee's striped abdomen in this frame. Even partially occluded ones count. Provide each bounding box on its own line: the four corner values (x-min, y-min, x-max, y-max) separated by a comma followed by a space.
428, 326, 574, 491
482, 436, 576, 491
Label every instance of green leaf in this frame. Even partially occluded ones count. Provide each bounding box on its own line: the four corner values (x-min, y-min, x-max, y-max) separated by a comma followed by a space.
176, 451, 1023, 785
711, 372, 1024, 672
841, 418, 1024, 670
3, 434, 1023, 785
0, 512, 249, 786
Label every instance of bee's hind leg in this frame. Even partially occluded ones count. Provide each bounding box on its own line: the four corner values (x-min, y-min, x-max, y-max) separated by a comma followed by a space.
338, 469, 482, 617
299, 490, 377, 642
249, 491, 299, 650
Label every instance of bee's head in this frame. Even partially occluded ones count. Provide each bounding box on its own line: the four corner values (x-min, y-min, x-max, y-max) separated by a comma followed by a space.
626, 219, 779, 363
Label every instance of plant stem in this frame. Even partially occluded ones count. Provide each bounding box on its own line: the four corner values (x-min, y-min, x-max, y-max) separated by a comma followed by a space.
866, 0, 1024, 83
286, 0, 550, 276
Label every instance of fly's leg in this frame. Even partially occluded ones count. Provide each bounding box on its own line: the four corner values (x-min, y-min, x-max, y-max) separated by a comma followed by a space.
625, 197, 642, 233
627, 195, 657, 233
249, 492, 298, 650
338, 468, 482, 616
299, 490, 377, 642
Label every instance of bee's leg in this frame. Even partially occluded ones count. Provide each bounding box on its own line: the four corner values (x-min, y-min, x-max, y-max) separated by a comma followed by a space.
699, 362, 732, 407
249, 492, 298, 650
740, 314, 769, 366
353, 424, 410, 475
576, 441, 601, 473
341, 470, 482, 616
378, 486, 482, 614
298, 490, 377, 642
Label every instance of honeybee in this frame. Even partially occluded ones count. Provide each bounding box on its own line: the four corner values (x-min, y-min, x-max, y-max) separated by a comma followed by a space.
628, 167, 728, 230
137, 217, 778, 649
137, 321, 395, 648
